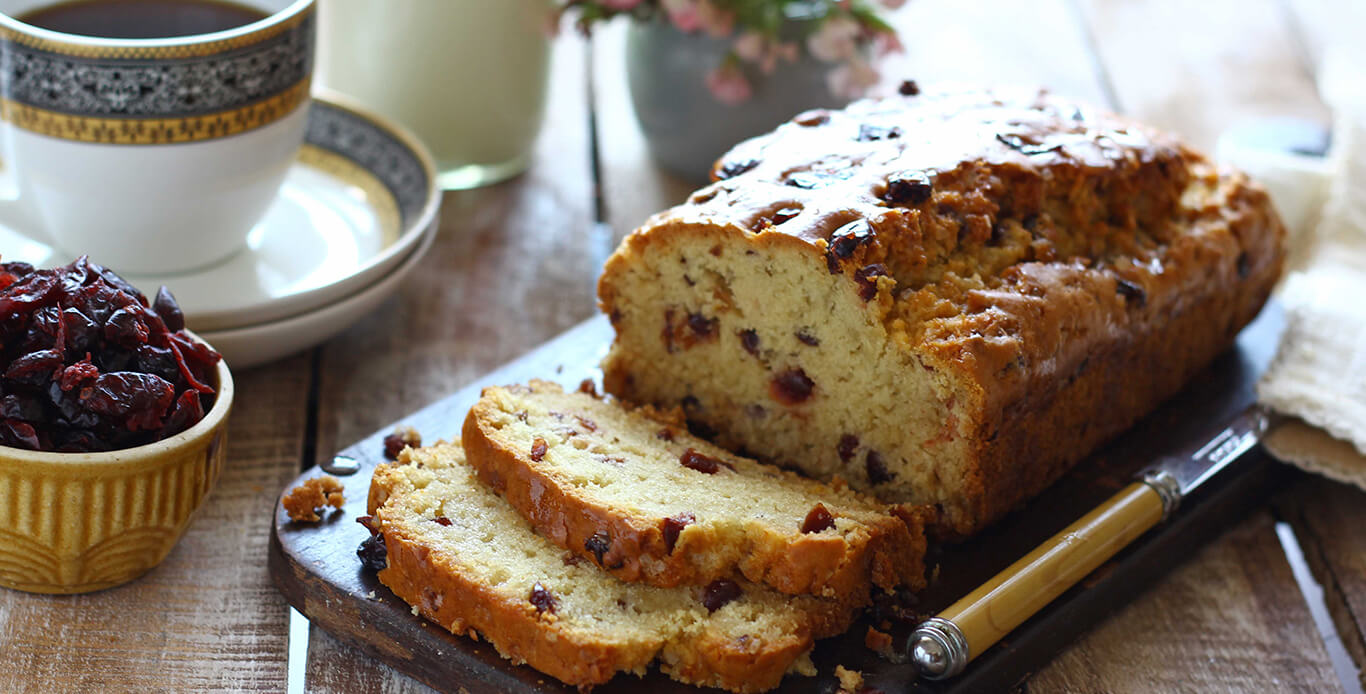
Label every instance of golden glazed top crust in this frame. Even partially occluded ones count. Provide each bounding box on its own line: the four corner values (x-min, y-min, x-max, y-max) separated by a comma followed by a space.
624, 86, 1281, 413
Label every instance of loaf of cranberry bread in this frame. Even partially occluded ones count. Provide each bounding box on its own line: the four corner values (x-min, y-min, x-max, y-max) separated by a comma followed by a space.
461, 380, 927, 602
598, 86, 1284, 538
367, 443, 855, 692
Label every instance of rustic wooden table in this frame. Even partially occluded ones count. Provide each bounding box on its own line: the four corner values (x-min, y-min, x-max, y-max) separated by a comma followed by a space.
3, 1, 1362, 692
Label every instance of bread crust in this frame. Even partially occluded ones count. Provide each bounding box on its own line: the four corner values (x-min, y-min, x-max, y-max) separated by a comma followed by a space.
368, 447, 859, 693
377, 523, 657, 686
597, 86, 1285, 537
461, 382, 927, 602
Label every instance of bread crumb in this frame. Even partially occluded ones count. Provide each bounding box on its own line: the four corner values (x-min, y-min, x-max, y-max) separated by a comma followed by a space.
865, 626, 894, 658
787, 652, 816, 677
834, 665, 864, 693
282, 475, 345, 522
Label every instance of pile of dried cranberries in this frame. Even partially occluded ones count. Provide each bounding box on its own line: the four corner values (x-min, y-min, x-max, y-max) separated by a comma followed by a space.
0, 257, 222, 452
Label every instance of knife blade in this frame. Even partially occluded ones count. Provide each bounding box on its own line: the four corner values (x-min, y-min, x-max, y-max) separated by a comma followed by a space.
908, 404, 1280, 680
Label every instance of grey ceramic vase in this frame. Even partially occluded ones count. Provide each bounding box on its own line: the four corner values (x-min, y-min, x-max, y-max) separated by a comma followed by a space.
626, 18, 847, 183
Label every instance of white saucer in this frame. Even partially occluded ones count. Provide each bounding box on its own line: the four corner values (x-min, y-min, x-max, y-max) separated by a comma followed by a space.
201, 217, 437, 369
0, 93, 440, 333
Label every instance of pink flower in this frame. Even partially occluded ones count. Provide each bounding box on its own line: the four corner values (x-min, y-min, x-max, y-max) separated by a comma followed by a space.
706, 62, 753, 104
807, 16, 862, 62
826, 56, 879, 99
733, 32, 766, 62
662, 0, 702, 32
604, 0, 643, 9
696, 1, 735, 38
875, 31, 904, 56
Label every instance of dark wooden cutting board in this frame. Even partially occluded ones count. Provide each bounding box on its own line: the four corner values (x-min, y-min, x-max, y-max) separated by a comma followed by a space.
270, 303, 1293, 694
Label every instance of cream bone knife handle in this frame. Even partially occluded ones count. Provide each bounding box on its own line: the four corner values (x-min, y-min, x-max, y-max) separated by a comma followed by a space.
909, 405, 1276, 680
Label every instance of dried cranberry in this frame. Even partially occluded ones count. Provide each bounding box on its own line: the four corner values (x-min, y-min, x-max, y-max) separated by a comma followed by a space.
530, 437, 548, 462
857, 124, 902, 141
5, 349, 63, 386
585, 531, 611, 564
103, 306, 150, 348
883, 174, 933, 205
0, 258, 219, 452
739, 329, 760, 356
357, 533, 387, 571
866, 451, 893, 484
662, 512, 695, 554
825, 219, 874, 273
80, 372, 175, 431
661, 308, 677, 353
702, 579, 743, 612
765, 207, 802, 226
898, 79, 921, 96
529, 582, 558, 614
795, 330, 819, 346
801, 504, 836, 534
433, 516, 453, 526
716, 157, 759, 180
132, 343, 180, 384
158, 389, 204, 439
152, 286, 184, 332
770, 368, 815, 405
382, 428, 420, 459
577, 378, 598, 396
0, 418, 39, 449
687, 313, 717, 339
1115, 278, 1146, 307
680, 448, 730, 474
854, 264, 887, 301
837, 434, 859, 462
59, 307, 96, 351
656, 428, 675, 442
574, 415, 597, 432
792, 110, 830, 126
1, 394, 44, 422
870, 586, 924, 627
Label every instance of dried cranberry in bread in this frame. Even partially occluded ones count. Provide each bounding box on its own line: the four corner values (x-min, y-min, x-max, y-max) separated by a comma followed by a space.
367, 443, 856, 693
461, 380, 927, 602
597, 86, 1284, 537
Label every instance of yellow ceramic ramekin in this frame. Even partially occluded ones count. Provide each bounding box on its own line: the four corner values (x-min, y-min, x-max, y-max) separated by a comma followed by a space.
0, 352, 233, 594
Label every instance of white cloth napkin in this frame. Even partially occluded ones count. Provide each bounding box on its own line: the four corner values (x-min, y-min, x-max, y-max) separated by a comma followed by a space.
1247, 45, 1366, 490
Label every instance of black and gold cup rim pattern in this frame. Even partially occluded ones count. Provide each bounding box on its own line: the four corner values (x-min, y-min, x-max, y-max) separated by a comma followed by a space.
0, 0, 314, 145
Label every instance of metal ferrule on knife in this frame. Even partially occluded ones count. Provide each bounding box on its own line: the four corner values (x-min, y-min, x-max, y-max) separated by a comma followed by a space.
909, 405, 1279, 680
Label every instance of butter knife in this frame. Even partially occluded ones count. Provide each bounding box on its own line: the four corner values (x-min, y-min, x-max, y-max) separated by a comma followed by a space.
909, 404, 1279, 679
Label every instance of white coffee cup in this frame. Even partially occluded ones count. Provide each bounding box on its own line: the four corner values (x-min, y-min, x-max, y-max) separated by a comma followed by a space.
0, 0, 315, 275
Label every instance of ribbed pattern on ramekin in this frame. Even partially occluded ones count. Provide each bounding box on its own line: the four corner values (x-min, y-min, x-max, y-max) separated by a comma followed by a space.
0, 429, 226, 594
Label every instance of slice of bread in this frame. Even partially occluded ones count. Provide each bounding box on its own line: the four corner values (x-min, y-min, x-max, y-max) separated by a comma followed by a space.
367, 442, 856, 693
461, 380, 927, 602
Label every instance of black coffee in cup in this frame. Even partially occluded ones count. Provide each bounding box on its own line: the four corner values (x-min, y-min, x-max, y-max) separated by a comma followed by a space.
18, 0, 268, 39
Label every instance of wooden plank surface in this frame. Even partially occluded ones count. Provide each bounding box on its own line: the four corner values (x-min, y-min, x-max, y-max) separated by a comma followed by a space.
1027, 511, 1337, 693
1279, 478, 1366, 690
0, 356, 311, 691
302, 35, 598, 694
